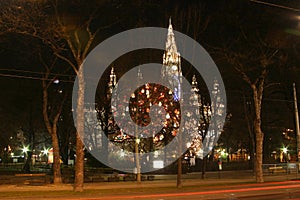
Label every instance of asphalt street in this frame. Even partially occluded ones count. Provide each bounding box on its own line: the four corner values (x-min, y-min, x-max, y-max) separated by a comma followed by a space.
1, 170, 300, 199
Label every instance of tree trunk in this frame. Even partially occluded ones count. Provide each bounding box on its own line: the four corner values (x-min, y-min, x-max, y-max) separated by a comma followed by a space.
177, 129, 182, 188
23, 151, 32, 173
134, 143, 141, 183
254, 125, 264, 182
253, 88, 264, 183
74, 66, 85, 192
102, 126, 108, 165
135, 125, 141, 183
42, 80, 62, 184
74, 134, 84, 191
52, 131, 62, 184
201, 156, 207, 179
250, 131, 256, 173
23, 103, 34, 173
243, 93, 255, 171
177, 155, 182, 188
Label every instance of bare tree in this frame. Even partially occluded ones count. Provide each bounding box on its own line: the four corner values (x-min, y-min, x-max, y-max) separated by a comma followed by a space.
0, 0, 119, 191
0, 1, 65, 184
41, 56, 65, 184
219, 37, 279, 182
50, 1, 117, 191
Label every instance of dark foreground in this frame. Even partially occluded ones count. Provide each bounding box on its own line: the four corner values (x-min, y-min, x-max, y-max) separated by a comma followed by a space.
1, 171, 300, 200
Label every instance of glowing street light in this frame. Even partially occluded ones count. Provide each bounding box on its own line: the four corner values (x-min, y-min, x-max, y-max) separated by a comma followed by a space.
22, 145, 29, 154
53, 79, 60, 84
41, 148, 49, 156
282, 147, 288, 154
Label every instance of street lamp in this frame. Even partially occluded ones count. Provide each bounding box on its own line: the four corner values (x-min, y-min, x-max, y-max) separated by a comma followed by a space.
22, 145, 29, 161
41, 148, 49, 156
22, 145, 29, 154
281, 146, 289, 162
293, 83, 300, 162
282, 147, 288, 154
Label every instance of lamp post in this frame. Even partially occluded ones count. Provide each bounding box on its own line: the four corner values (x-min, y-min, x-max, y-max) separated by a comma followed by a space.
293, 83, 300, 163
22, 146, 29, 156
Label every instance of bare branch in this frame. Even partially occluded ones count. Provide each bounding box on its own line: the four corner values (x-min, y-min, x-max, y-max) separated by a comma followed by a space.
82, 30, 98, 60
54, 52, 78, 74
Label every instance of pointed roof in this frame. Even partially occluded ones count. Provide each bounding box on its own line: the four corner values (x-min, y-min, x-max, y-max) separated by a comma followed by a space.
137, 67, 143, 81
109, 66, 116, 87
165, 17, 178, 54
192, 75, 199, 90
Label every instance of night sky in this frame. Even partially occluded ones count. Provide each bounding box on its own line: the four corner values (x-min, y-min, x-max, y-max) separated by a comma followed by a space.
0, 0, 299, 154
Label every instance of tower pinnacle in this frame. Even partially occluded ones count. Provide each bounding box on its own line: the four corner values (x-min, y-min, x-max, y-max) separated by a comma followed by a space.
165, 17, 178, 54
162, 18, 182, 101
107, 66, 117, 97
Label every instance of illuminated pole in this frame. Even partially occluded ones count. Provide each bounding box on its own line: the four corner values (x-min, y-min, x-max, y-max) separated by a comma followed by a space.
293, 83, 300, 162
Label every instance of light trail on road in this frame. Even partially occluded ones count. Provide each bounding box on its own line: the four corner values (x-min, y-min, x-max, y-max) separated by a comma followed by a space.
74, 182, 300, 200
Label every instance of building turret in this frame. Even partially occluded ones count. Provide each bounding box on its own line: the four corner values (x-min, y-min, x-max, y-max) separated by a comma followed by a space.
161, 18, 182, 101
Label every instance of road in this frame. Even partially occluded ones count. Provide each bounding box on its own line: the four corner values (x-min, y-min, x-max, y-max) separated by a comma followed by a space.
69, 181, 300, 200
2, 180, 299, 200
1, 170, 300, 199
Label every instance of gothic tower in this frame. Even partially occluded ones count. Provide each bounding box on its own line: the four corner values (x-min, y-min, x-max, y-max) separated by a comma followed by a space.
161, 18, 182, 101
107, 66, 117, 98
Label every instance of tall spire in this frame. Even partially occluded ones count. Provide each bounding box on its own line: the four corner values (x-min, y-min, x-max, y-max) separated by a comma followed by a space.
162, 18, 182, 101
107, 66, 117, 97
165, 17, 178, 54
191, 74, 200, 109
137, 67, 143, 82
162, 17, 181, 71
109, 66, 116, 87
192, 75, 199, 93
